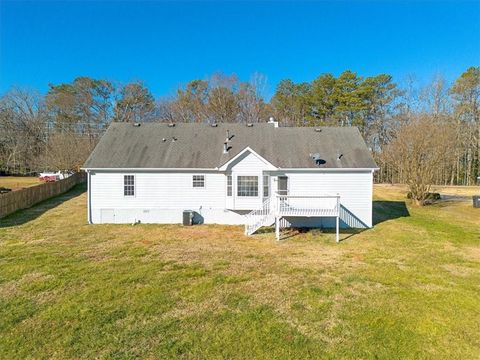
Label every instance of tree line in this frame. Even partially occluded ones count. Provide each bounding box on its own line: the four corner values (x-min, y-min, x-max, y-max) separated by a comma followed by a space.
0, 79, 155, 174
0, 67, 478, 191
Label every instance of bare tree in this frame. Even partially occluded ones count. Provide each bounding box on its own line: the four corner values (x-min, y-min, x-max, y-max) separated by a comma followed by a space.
156, 97, 176, 123
450, 66, 480, 185
383, 114, 456, 205
0, 88, 47, 174
237, 73, 269, 123
173, 80, 209, 123
39, 132, 93, 172
398, 74, 421, 117
207, 73, 239, 123
420, 75, 451, 115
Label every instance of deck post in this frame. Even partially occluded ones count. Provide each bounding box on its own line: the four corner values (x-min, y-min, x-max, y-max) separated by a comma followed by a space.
275, 216, 280, 241
335, 216, 339, 243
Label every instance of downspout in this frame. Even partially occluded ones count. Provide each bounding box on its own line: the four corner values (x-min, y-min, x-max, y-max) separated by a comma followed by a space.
87, 170, 92, 224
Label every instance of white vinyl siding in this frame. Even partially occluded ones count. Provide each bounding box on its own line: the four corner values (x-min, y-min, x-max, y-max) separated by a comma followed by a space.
226, 150, 266, 210
88, 152, 373, 228
281, 170, 373, 228
90, 171, 245, 224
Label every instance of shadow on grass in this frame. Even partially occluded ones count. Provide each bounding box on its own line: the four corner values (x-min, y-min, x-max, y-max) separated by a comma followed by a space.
256, 226, 364, 242
0, 183, 86, 228
256, 201, 410, 241
280, 227, 365, 242
373, 200, 410, 226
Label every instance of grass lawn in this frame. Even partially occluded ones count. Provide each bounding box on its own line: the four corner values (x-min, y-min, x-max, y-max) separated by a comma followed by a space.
0, 184, 479, 359
0, 176, 40, 191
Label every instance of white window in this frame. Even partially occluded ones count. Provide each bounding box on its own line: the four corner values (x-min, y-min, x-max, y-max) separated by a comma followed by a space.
193, 175, 205, 188
263, 175, 269, 197
227, 175, 232, 196
124, 175, 135, 196
237, 176, 258, 197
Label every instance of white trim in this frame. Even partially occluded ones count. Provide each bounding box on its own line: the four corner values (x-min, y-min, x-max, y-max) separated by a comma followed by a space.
81, 168, 219, 171
87, 170, 92, 224
217, 147, 277, 171
81, 166, 378, 172
277, 168, 379, 172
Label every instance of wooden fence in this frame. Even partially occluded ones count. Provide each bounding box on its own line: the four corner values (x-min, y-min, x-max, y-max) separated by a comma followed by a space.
0, 172, 86, 219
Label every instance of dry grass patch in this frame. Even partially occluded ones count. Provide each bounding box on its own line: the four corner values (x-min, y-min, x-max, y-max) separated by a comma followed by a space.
441, 263, 477, 277
374, 183, 480, 198
0, 176, 40, 190
431, 185, 480, 196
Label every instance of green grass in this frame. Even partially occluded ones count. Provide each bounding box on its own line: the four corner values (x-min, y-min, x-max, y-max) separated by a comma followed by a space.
0, 184, 479, 359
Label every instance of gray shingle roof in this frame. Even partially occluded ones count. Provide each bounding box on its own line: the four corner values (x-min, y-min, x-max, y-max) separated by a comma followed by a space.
83, 122, 377, 169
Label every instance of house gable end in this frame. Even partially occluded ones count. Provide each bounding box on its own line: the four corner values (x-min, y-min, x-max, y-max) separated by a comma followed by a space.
218, 147, 277, 171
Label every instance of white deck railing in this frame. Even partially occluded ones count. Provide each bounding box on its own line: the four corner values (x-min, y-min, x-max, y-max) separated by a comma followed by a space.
276, 194, 340, 217
244, 194, 341, 239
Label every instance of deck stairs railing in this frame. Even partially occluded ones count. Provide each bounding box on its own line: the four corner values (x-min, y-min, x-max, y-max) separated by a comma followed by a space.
244, 194, 340, 236
244, 197, 275, 235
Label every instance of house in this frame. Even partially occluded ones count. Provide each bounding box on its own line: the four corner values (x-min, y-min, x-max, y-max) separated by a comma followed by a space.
82, 120, 378, 241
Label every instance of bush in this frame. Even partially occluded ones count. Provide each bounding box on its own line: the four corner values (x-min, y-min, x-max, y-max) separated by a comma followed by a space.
407, 192, 441, 202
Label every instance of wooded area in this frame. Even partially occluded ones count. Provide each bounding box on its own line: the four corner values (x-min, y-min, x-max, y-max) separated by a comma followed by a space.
1, 67, 478, 190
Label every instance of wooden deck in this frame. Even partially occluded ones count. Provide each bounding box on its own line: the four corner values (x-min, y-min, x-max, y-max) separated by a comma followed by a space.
245, 194, 341, 242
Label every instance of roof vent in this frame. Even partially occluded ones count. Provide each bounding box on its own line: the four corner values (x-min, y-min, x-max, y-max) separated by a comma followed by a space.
172, 137, 177, 142
211, 123, 218, 127
338, 153, 343, 160
311, 153, 326, 166
223, 130, 231, 153
133, 123, 141, 127
246, 123, 254, 127
162, 138, 166, 142
315, 128, 322, 132
168, 123, 175, 127
268, 116, 279, 128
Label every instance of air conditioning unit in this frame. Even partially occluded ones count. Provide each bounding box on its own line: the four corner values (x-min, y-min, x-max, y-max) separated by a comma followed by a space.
183, 210, 194, 226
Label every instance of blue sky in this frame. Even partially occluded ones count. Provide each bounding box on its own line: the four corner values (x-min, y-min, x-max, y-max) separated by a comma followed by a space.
1, 1, 479, 99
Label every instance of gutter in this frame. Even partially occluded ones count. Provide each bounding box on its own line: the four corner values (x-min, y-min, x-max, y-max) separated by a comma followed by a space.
81, 167, 379, 172
81, 167, 219, 171
278, 168, 380, 172
86, 170, 92, 224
